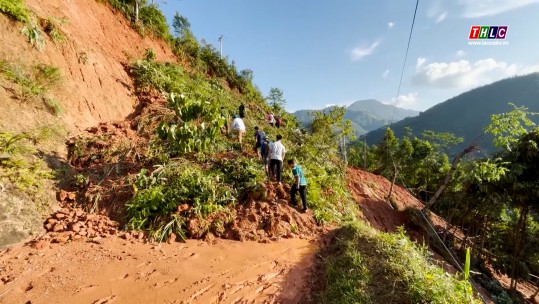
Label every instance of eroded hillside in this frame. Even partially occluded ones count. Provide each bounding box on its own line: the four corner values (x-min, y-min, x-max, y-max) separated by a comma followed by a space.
0, 0, 175, 134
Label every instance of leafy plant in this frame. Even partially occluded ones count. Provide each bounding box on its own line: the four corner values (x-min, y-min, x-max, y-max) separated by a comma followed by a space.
21, 22, 46, 50
156, 93, 224, 155
32, 63, 61, 87
0, 61, 63, 115
0, 131, 55, 194
41, 17, 67, 44
126, 163, 236, 240
0, 0, 30, 23
43, 96, 63, 116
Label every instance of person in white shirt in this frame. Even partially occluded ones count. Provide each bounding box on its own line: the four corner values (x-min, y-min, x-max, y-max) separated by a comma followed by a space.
269, 134, 286, 183
267, 113, 276, 127
230, 114, 246, 147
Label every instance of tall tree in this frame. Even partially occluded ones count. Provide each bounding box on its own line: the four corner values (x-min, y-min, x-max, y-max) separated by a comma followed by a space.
266, 87, 286, 112
172, 12, 191, 37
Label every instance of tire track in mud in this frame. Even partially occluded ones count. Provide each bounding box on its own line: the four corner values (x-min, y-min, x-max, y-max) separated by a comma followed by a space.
1, 237, 319, 304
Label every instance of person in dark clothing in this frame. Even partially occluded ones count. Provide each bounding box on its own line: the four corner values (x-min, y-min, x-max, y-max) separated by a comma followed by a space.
239, 103, 245, 118
288, 159, 308, 211
254, 126, 266, 157
261, 138, 271, 175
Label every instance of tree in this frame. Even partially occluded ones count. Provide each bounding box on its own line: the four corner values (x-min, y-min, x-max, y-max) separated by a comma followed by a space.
172, 12, 191, 37
266, 87, 286, 112
239, 69, 253, 82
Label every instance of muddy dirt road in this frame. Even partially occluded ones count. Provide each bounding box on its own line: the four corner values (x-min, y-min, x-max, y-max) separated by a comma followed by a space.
0, 237, 319, 304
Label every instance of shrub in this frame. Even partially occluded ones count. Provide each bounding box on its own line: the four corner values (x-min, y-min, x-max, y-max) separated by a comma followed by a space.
314, 222, 481, 304
41, 17, 67, 44
21, 22, 46, 50
126, 163, 237, 239
43, 96, 63, 116
0, 61, 63, 114
0, 0, 30, 23
138, 4, 171, 40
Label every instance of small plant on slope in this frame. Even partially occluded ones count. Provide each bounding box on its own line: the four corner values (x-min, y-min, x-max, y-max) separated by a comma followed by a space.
0, 0, 30, 23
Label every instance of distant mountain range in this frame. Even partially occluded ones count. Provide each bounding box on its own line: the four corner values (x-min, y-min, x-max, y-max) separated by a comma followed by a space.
293, 99, 419, 135
363, 73, 539, 155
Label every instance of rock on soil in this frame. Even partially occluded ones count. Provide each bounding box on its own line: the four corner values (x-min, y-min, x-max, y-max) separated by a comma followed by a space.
37, 205, 120, 245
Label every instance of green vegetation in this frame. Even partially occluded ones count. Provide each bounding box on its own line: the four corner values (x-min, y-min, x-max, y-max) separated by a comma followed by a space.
0, 0, 30, 23
99, 0, 172, 40
41, 17, 67, 44
0, 60, 63, 116
115, 47, 359, 239
350, 104, 539, 298
266, 87, 286, 113
21, 22, 46, 50
0, 129, 58, 194
314, 222, 479, 304
364, 73, 539, 154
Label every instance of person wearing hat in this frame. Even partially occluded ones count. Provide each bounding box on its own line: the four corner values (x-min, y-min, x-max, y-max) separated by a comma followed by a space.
230, 114, 246, 146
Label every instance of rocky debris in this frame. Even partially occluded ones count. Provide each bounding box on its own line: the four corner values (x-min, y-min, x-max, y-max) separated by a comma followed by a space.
40, 206, 120, 244
188, 201, 322, 243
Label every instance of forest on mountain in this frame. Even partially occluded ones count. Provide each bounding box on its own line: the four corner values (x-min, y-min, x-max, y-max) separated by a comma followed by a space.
363, 73, 539, 155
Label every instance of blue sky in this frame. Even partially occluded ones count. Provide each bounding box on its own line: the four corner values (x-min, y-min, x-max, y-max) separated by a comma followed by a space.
159, 0, 539, 112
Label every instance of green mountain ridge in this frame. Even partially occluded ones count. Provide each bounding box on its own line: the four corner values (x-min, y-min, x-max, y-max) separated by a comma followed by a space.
363, 73, 539, 155
293, 99, 419, 135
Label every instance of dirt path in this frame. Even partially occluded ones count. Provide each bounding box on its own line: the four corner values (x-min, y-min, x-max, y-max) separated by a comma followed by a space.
0, 237, 319, 304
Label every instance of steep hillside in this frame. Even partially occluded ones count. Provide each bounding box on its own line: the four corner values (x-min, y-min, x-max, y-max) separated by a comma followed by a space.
0, 0, 175, 134
0, 0, 177, 247
363, 73, 539, 154
294, 99, 418, 135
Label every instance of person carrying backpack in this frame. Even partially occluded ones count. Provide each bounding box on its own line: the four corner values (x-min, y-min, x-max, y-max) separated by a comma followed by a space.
288, 159, 308, 212
261, 137, 271, 175
254, 126, 266, 157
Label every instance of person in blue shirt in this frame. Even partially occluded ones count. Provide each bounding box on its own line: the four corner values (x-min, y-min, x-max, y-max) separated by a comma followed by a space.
287, 159, 308, 211
254, 126, 266, 158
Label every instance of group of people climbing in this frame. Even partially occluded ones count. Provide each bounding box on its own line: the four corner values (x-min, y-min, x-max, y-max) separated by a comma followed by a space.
266, 113, 283, 128
220, 103, 308, 212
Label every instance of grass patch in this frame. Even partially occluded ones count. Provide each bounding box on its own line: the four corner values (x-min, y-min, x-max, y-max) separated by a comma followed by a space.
21, 22, 46, 51
0, 129, 59, 194
41, 17, 67, 44
0, 60, 63, 116
311, 222, 480, 304
0, 0, 30, 23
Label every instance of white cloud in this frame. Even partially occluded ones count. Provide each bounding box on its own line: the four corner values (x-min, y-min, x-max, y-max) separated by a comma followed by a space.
435, 11, 447, 22
427, 0, 448, 23
458, 0, 539, 18
413, 57, 539, 89
382, 69, 390, 78
324, 103, 335, 108
456, 50, 466, 57
350, 40, 380, 61
393, 92, 418, 108
388, 22, 395, 29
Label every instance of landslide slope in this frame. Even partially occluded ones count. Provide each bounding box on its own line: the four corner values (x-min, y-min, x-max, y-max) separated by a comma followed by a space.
0, 0, 175, 134
0, 0, 175, 247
